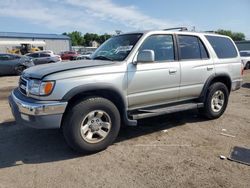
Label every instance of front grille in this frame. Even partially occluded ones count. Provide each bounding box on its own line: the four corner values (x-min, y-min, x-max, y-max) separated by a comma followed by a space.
19, 76, 28, 95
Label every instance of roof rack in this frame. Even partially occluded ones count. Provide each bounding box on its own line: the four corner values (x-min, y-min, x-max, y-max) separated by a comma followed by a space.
204, 30, 216, 33
163, 27, 188, 31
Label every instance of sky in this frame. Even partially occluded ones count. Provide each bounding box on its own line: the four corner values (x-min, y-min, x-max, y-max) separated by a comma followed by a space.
0, 0, 249, 39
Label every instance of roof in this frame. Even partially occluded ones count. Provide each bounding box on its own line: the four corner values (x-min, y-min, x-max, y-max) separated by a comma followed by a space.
121, 30, 224, 37
0, 32, 70, 40
0, 40, 46, 46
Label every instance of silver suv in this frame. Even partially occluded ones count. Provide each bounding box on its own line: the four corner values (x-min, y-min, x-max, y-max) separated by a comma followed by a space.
26, 51, 61, 65
9, 29, 243, 153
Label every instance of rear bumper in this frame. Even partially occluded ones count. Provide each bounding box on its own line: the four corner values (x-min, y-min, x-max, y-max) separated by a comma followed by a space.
9, 89, 67, 129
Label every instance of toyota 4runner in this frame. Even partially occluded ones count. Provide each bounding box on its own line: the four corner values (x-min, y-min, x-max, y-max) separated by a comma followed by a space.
9, 29, 243, 153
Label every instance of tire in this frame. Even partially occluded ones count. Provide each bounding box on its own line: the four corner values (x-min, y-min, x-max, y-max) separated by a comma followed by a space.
246, 62, 250, 70
63, 97, 121, 154
15, 65, 26, 75
200, 82, 229, 119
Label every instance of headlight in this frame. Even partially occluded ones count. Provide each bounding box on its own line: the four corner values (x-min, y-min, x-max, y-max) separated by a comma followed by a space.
27, 80, 55, 96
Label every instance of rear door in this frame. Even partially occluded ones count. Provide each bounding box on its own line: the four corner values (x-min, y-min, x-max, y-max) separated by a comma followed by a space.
38, 53, 51, 64
177, 35, 215, 100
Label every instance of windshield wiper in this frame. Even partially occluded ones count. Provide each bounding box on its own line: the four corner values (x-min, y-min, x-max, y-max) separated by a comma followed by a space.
92, 56, 113, 61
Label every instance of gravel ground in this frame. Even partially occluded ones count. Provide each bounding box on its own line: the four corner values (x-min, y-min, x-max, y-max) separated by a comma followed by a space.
0, 71, 249, 188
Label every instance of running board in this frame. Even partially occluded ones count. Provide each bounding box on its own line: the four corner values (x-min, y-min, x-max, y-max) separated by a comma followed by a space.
129, 103, 204, 120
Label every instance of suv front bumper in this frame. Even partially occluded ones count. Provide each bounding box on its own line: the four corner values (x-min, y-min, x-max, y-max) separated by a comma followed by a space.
9, 89, 67, 129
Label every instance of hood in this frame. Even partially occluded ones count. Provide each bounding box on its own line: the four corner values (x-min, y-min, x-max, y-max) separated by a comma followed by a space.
23, 60, 115, 79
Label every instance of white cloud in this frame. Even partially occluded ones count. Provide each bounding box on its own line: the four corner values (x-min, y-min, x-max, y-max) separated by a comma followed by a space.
0, 0, 188, 33
64, 0, 177, 30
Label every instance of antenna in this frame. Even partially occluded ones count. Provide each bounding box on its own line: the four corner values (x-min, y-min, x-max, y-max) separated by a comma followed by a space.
163, 27, 188, 31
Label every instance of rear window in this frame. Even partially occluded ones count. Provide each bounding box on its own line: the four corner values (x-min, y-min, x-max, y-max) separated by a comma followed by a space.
205, 35, 238, 58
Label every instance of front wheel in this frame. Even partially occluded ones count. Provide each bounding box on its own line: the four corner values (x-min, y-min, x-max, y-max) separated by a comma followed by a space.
200, 82, 229, 119
63, 97, 121, 153
15, 65, 26, 75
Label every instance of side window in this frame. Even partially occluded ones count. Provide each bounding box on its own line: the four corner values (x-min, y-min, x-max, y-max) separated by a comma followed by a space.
0, 54, 10, 61
0, 54, 13, 61
205, 35, 238, 58
199, 40, 209, 59
139, 35, 175, 61
178, 35, 209, 60
28, 53, 39, 58
40, 53, 50, 57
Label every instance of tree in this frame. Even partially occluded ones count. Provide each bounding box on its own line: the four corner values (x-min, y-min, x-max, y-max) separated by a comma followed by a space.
98, 34, 112, 44
83, 33, 99, 46
216, 29, 245, 41
62, 31, 112, 46
63, 31, 85, 46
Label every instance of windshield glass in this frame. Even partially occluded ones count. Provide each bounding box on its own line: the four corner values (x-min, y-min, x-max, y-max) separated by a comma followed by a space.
240, 51, 250, 57
91, 34, 142, 61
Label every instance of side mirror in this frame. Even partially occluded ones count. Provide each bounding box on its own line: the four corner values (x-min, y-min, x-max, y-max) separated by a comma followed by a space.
136, 50, 155, 63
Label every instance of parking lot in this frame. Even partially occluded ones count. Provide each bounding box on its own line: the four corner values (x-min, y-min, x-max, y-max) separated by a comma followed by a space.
0, 71, 249, 188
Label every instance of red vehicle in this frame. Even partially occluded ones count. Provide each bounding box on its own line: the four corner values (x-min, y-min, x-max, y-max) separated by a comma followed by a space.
60, 51, 78, 61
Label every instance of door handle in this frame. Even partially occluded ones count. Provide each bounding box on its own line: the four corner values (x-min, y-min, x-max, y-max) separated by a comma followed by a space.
207, 66, 214, 71
169, 69, 177, 74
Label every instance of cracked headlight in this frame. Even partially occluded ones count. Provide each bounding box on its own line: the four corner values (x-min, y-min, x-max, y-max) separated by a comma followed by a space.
27, 80, 55, 96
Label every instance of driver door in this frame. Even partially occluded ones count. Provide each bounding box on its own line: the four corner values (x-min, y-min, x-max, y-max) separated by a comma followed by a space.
127, 34, 180, 109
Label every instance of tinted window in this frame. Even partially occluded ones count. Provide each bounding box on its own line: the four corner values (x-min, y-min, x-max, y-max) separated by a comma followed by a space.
40, 53, 50, 57
206, 35, 237, 58
178, 35, 208, 60
139, 35, 175, 61
27, 53, 39, 58
199, 40, 209, 59
0, 54, 16, 61
0, 54, 10, 61
12, 55, 21, 59
240, 51, 250, 57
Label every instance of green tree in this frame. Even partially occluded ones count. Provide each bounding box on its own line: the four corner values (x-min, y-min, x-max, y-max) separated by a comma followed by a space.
216, 29, 245, 41
63, 31, 85, 46
98, 34, 112, 44
84, 33, 100, 46
62, 31, 112, 46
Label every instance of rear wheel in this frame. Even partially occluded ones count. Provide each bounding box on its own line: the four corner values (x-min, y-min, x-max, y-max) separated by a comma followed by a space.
63, 97, 121, 153
200, 82, 229, 119
246, 62, 250, 70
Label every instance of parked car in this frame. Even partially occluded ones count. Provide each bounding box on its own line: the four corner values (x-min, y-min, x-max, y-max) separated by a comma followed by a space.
60, 51, 78, 61
240, 50, 250, 69
0, 53, 34, 75
75, 53, 92, 60
34, 50, 54, 55
26, 52, 61, 65
9, 29, 243, 153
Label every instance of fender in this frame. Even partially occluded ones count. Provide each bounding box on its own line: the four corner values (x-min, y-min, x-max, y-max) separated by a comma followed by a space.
62, 83, 137, 126
199, 73, 232, 102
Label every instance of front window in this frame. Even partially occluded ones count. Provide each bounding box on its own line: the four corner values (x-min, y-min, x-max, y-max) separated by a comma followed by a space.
91, 34, 142, 61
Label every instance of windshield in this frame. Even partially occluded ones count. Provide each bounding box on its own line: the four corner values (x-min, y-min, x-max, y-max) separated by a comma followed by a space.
91, 34, 142, 61
240, 51, 250, 57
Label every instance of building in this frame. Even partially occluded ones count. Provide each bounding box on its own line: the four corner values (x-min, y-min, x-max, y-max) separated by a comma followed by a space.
235, 40, 250, 51
0, 32, 71, 54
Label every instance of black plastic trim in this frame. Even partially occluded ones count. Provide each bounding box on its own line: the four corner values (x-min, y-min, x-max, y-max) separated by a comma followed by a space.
62, 84, 137, 126
199, 73, 232, 102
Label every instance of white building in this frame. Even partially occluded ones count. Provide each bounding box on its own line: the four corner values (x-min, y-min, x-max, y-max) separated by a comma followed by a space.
0, 32, 71, 54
